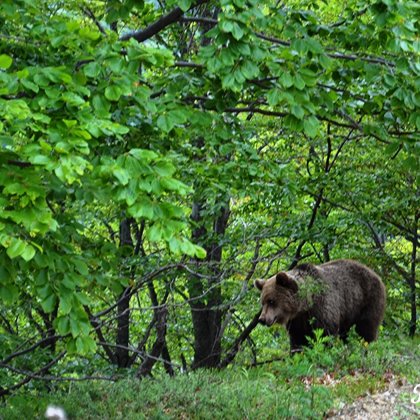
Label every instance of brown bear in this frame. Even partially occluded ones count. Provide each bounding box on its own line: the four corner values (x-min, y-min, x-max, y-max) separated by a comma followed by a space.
254, 259, 386, 352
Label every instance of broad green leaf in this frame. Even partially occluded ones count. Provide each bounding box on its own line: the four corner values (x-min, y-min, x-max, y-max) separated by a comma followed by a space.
70, 317, 81, 337
79, 27, 101, 40
75, 260, 89, 276
76, 336, 97, 354
194, 245, 207, 259
21, 244, 36, 261
0, 54, 13, 69
178, 0, 192, 11
280, 72, 294, 88
84, 62, 101, 78
75, 292, 90, 305
59, 295, 73, 315
147, 224, 162, 242
57, 316, 71, 335
62, 92, 85, 106
105, 85, 122, 101
41, 293, 57, 313
231, 23, 244, 40
291, 105, 305, 119
129, 199, 155, 220
21, 78, 39, 92
267, 89, 280, 107
6, 238, 26, 259
241, 61, 259, 79
303, 115, 320, 138
154, 160, 175, 177
113, 168, 130, 185
129, 148, 158, 161
92, 95, 110, 116
0, 284, 19, 303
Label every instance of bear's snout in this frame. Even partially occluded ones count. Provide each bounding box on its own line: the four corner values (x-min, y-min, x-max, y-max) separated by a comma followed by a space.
258, 316, 267, 326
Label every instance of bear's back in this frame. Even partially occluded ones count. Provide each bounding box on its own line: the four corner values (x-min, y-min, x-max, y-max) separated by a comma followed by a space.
291, 259, 385, 328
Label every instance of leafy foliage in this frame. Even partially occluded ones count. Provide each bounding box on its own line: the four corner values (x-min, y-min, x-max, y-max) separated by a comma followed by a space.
0, 0, 418, 400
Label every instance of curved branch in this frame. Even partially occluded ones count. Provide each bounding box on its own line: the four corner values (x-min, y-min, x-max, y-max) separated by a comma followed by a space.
120, 0, 210, 43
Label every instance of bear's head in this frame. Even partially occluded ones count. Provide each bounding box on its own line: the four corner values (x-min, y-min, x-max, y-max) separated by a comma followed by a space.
254, 272, 299, 327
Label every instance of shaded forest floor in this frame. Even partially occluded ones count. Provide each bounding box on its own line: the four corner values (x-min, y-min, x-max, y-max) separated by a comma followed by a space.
0, 334, 419, 419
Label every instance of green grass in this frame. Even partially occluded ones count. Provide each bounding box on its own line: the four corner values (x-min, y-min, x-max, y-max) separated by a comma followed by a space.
1, 334, 419, 419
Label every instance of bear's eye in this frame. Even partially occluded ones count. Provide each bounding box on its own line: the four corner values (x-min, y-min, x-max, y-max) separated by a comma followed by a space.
267, 299, 275, 306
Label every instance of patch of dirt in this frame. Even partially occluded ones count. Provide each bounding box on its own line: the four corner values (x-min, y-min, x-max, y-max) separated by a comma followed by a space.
327, 381, 420, 419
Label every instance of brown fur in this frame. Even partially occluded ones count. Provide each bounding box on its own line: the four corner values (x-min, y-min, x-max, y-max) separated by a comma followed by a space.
255, 259, 386, 352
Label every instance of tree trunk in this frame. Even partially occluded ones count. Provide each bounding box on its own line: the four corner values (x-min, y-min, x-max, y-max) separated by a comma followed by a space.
136, 305, 168, 377
409, 213, 418, 337
190, 201, 229, 369
115, 218, 133, 367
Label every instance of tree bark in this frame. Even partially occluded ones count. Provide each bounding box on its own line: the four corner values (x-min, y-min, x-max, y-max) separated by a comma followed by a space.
190, 201, 230, 369
115, 218, 133, 367
409, 213, 418, 337
136, 305, 168, 377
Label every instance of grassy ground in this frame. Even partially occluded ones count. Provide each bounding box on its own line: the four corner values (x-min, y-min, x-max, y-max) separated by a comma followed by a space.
1, 334, 419, 419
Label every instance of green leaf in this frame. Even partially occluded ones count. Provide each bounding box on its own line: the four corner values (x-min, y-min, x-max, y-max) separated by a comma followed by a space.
21, 78, 39, 93
0, 54, 13, 69
129, 148, 158, 161
113, 168, 130, 185
59, 295, 73, 315
62, 92, 85, 106
41, 293, 57, 313
303, 115, 320, 138
280, 72, 294, 88
306, 38, 324, 54
154, 160, 175, 177
267, 89, 280, 107
178, 0, 192, 12
0, 284, 19, 303
76, 336, 97, 354
75, 292, 90, 305
291, 105, 305, 119
194, 245, 207, 259
385, 142, 401, 156
231, 23, 245, 40
129, 199, 155, 220
84, 62, 101, 78
147, 224, 162, 242
6, 238, 26, 259
79, 27, 101, 40
241, 61, 259, 79
57, 316, 71, 335
160, 178, 189, 193
21, 244, 36, 261
70, 317, 81, 337
105, 85, 122, 101
92, 95, 110, 116
156, 114, 176, 133
75, 260, 89, 276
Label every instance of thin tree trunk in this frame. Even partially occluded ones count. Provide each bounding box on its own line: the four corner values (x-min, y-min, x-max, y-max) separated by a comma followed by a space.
115, 218, 133, 367
136, 305, 168, 377
409, 213, 418, 337
190, 202, 229, 369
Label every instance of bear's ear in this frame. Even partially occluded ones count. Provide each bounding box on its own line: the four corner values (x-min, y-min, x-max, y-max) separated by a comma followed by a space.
254, 279, 264, 291
276, 272, 298, 293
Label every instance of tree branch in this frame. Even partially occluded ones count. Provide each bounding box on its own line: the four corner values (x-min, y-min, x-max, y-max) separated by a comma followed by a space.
218, 310, 261, 368
120, 0, 210, 43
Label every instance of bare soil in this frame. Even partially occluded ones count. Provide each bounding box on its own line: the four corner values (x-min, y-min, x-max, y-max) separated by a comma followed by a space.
328, 381, 420, 419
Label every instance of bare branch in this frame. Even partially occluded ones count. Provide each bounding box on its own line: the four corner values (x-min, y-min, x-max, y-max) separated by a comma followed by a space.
82, 7, 107, 35
218, 310, 261, 368
120, 0, 210, 43
0, 351, 66, 397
